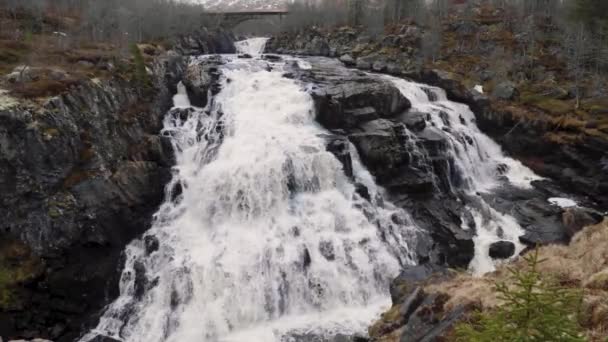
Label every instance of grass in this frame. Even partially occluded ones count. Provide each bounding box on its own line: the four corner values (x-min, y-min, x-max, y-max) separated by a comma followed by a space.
423, 219, 608, 341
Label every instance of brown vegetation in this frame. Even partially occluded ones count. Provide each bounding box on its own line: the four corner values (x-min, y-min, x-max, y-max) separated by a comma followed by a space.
424, 219, 608, 341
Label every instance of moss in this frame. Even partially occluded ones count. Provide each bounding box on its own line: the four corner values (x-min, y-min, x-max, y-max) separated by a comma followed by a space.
48, 206, 62, 218
10, 78, 79, 99
0, 238, 44, 309
0, 266, 13, 308
521, 93, 574, 116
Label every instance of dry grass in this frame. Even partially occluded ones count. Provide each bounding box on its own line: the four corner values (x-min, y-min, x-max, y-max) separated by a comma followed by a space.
425, 219, 608, 341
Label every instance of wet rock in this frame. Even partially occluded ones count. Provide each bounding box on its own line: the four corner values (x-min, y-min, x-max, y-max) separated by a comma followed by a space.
304, 61, 410, 129
339, 54, 355, 66
324, 135, 353, 179
182, 56, 224, 107
144, 235, 160, 255
349, 120, 409, 180
262, 54, 282, 62
489, 241, 516, 259
88, 335, 122, 342
372, 60, 388, 72
355, 183, 371, 201
399, 111, 428, 132
319, 241, 336, 261
173, 27, 236, 55
492, 81, 519, 100
390, 264, 444, 304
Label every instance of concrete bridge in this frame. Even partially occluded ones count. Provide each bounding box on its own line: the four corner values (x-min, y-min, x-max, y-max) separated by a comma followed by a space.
204, 10, 289, 28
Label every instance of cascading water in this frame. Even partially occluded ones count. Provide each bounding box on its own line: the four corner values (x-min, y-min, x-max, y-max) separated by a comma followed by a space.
383, 77, 541, 274
83, 40, 419, 342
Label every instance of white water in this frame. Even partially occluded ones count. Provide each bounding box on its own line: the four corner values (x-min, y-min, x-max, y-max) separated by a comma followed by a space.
549, 197, 578, 208
84, 48, 418, 342
235, 37, 269, 55
172, 82, 191, 108
385, 77, 541, 274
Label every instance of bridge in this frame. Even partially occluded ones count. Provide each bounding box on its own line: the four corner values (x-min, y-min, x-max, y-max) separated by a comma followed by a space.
203, 10, 289, 28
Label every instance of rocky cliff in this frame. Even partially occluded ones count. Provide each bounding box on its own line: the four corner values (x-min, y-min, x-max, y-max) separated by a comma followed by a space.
0, 29, 235, 341
267, 27, 608, 209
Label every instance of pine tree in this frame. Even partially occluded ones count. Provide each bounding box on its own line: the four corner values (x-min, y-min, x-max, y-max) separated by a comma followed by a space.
455, 249, 587, 342
130, 43, 152, 94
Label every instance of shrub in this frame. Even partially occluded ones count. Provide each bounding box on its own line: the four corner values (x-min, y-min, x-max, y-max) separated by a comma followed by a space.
130, 43, 152, 95
455, 249, 587, 342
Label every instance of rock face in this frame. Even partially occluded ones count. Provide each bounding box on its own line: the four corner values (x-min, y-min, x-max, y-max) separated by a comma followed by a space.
268, 28, 608, 210
173, 28, 236, 56
370, 265, 463, 342
0, 53, 186, 340
285, 58, 478, 268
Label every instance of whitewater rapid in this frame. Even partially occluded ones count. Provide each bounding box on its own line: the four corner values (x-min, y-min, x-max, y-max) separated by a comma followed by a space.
83, 38, 545, 342
83, 39, 418, 342
383, 77, 541, 274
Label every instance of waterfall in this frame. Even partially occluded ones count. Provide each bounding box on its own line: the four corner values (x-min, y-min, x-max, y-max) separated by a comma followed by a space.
384, 77, 541, 275
83, 45, 418, 342
235, 37, 269, 55
82, 38, 547, 341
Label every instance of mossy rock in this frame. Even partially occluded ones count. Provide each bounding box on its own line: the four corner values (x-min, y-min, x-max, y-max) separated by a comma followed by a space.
521, 93, 573, 115
0, 238, 45, 309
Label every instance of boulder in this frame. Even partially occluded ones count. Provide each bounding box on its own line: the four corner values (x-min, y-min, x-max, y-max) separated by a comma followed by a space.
349, 119, 409, 179
400, 111, 429, 132
489, 241, 516, 259
306, 37, 330, 56
339, 54, 355, 66
492, 81, 519, 100
562, 207, 603, 239
4, 65, 33, 83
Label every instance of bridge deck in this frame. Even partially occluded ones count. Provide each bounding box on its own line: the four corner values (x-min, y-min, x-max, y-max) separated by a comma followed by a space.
205, 11, 289, 15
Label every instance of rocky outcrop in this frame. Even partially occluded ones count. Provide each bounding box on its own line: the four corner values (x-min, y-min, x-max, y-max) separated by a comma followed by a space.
173, 28, 236, 56
0, 52, 186, 340
268, 27, 608, 210
371, 219, 608, 342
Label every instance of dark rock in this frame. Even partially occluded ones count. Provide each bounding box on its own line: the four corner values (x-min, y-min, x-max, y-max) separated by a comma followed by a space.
182, 56, 224, 108
306, 37, 331, 56
339, 54, 355, 66
89, 335, 122, 342
562, 207, 603, 239
262, 54, 282, 61
319, 241, 336, 261
372, 60, 388, 72
355, 183, 371, 201
237, 53, 252, 59
0, 51, 178, 340
489, 241, 516, 259
324, 135, 353, 179
390, 264, 444, 304
173, 28, 236, 55
144, 235, 160, 255
399, 111, 428, 132
303, 60, 410, 129
492, 81, 519, 100
349, 120, 409, 180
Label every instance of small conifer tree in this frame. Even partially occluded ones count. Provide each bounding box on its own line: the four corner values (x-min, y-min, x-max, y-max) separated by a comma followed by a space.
130, 43, 152, 94
455, 249, 586, 342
